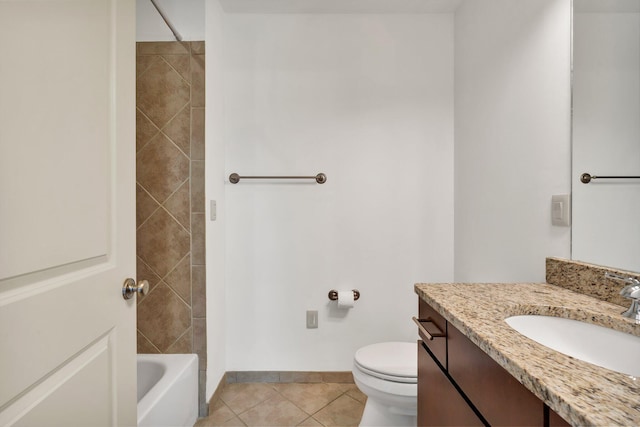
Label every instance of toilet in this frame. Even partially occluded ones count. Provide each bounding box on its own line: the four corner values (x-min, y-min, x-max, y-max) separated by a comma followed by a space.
352, 342, 417, 427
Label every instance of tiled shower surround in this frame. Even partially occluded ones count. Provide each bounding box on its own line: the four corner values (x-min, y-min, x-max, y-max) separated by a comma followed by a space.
135, 41, 207, 415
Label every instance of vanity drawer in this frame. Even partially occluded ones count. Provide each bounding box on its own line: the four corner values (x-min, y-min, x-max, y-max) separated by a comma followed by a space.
416, 299, 447, 368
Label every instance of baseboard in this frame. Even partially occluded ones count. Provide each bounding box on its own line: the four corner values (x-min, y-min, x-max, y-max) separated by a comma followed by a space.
225, 371, 354, 384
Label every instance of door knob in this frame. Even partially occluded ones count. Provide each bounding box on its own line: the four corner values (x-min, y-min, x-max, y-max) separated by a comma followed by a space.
122, 278, 148, 300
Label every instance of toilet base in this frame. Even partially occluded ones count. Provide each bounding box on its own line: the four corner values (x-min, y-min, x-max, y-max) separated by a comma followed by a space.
359, 399, 417, 427
353, 342, 417, 427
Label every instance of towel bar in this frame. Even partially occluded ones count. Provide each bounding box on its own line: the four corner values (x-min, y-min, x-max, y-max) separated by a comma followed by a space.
229, 173, 327, 184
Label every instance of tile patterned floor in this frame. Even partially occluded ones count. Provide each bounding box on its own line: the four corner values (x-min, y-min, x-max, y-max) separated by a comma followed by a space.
194, 382, 366, 427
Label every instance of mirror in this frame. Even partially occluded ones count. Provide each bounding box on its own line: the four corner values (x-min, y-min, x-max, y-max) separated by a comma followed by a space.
572, 0, 640, 272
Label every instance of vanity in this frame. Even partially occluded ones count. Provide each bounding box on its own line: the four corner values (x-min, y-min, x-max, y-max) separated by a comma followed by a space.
414, 259, 640, 426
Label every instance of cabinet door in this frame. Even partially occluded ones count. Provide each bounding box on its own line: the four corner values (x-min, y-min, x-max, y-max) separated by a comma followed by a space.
548, 405, 572, 427
418, 341, 484, 427
447, 324, 544, 426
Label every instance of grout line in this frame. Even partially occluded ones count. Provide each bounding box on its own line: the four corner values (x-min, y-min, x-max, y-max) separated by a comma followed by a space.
161, 252, 193, 307
157, 102, 193, 160
136, 178, 191, 236
308, 388, 350, 418
160, 177, 191, 233
165, 325, 192, 353
161, 280, 193, 313
135, 183, 162, 231
136, 97, 190, 143
220, 383, 280, 419
203, 382, 363, 427
135, 55, 159, 80
210, 400, 239, 425
135, 256, 163, 289
155, 99, 191, 134
222, 400, 244, 423
136, 278, 158, 300
136, 278, 169, 303
273, 388, 315, 418
136, 329, 162, 354
159, 54, 192, 86
135, 107, 161, 154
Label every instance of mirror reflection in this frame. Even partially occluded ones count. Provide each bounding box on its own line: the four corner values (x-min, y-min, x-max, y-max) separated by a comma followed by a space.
572, 0, 640, 272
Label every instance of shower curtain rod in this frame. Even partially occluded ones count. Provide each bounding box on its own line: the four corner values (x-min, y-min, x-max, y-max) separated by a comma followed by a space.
149, 0, 183, 42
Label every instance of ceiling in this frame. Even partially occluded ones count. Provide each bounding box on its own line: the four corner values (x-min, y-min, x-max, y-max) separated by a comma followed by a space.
219, 0, 640, 15
218, 0, 463, 14
574, 0, 640, 13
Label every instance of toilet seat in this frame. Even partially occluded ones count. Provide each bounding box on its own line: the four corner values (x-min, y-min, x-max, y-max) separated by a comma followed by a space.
354, 342, 417, 384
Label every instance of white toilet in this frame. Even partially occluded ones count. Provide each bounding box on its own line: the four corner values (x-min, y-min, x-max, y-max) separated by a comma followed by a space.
352, 342, 417, 427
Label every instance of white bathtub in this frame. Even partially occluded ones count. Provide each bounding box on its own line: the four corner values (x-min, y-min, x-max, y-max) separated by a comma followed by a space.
137, 354, 198, 427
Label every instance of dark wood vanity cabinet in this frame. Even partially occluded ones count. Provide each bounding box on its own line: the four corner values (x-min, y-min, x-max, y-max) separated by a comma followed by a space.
417, 299, 571, 427
418, 340, 484, 426
417, 300, 484, 426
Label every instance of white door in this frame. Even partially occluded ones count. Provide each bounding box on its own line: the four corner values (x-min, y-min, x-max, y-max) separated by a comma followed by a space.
0, 0, 137, 426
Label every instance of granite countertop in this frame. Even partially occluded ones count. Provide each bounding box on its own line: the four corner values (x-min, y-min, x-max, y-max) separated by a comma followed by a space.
414, 282, 640, 427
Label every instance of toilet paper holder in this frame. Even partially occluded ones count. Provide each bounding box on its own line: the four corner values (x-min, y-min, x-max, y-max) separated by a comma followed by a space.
328, 289, 360, 301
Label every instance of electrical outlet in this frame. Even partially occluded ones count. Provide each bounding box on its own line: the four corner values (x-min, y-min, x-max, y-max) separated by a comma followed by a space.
306, 310, 318, 329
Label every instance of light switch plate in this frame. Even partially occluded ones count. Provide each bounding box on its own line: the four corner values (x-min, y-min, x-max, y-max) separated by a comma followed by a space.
551, 194, 570, 227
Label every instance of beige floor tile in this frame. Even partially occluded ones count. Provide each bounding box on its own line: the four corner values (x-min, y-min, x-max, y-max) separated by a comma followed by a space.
274, 383, 347, 415
297, 416, 323, 426
206, 381, 364, 427
207, 399, 238, 424
216, 416, 247, 426
343, 384, 367, 404
221, 383, 278, 414
194, 417, 211, 426
194, 415, 247, 427
312, 394, 365, 427
238, 394, 309, 427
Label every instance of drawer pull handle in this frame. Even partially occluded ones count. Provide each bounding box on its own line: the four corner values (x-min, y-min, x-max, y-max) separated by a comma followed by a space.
412, 316, 445, 340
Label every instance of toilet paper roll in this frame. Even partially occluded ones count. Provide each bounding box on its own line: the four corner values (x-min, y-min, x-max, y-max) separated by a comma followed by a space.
337, 291, 355, 308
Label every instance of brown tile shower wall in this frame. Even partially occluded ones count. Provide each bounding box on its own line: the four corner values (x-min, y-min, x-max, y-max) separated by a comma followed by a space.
135, 41, 207, 415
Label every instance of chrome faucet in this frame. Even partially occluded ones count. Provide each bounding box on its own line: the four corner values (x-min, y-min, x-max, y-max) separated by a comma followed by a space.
605, 272, 640, 321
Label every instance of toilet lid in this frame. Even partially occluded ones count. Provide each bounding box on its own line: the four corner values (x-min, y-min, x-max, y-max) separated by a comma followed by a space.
354, 342, 417, 383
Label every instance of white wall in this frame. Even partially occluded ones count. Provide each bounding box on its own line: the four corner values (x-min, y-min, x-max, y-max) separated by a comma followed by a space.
572, 11, 640, 272
223, 14, 455, 370
204, 0, 226, 399
200, 0, 573, 391
453, 0, 572, 282
136, 0, 205, 41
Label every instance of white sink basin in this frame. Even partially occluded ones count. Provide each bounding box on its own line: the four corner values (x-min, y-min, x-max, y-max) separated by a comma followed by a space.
505, 315, 640, 377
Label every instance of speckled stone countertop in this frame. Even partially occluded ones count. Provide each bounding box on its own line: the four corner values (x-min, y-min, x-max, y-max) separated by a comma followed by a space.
414, 282, 640, 427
